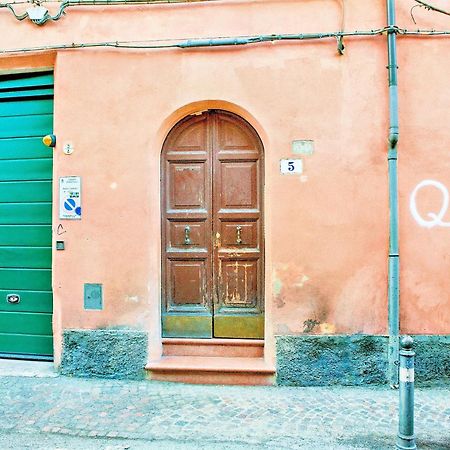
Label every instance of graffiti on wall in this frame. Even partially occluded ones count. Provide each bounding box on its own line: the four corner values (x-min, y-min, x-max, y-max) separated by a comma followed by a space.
410, 180, 450, 228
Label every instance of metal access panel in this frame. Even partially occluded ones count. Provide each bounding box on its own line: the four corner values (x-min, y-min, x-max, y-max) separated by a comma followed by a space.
0, 72, 54, 359
84, 284, 103, 310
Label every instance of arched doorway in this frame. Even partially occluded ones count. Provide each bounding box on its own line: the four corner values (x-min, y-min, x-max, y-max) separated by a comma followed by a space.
161, 110, 264, 339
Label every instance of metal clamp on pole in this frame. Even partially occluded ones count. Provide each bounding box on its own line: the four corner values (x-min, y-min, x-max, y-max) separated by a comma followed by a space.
396, 336, 416, 450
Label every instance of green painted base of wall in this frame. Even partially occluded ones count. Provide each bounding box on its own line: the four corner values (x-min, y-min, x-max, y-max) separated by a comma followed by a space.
61, 329, 148, 380
276, 334, 450, 386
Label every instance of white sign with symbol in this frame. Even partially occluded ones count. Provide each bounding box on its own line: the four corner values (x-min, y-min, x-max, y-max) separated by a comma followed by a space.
59, 176, 81, 220
280, 159, 303, 174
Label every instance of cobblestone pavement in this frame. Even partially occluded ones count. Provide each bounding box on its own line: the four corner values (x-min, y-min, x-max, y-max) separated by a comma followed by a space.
0, 375, 448, 449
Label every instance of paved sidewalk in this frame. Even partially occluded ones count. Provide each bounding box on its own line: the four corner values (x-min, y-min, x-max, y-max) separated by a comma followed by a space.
0, 373, 448, 450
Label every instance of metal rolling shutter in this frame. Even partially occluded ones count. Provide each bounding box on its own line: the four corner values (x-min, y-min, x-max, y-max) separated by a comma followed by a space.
0, 72, 54, 359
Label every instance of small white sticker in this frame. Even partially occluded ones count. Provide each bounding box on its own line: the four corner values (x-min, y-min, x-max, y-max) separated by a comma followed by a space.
399, 367, 414, 383
280, 159, 303, 174
59, 176, 81, 220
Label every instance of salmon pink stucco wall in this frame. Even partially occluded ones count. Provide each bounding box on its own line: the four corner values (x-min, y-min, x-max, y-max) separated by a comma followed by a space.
0, 0, 449, 365
395, 4, 450, 335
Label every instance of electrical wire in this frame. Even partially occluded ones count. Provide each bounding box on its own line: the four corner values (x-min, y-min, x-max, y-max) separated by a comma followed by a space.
0, 0, 214, 5
0, 27, 449, 54
414, 0, 450, 18
0, 0, 220, 25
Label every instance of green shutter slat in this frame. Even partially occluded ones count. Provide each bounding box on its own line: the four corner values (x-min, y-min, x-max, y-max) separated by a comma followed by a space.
0, 204, 52, 225
0, 137, 52, 160
0, 268, 51, 290
0, 181, 52, 202
0, 114, 53, 139
0, 290, 52, 313
0, 89, 54, 100
0, 311, 52, 336
0, 247, 51, 269
0, 99, 53, 117
0, 333, 53, 356
0, 225, 51, 246
0, 73, 53, 91
0, 160, 52, 181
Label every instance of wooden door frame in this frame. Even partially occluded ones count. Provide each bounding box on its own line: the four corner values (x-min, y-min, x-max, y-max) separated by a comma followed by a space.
159, 108, 266, 341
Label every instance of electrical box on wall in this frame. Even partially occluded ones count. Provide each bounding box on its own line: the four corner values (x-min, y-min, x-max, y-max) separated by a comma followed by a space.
84, 283, 103, 310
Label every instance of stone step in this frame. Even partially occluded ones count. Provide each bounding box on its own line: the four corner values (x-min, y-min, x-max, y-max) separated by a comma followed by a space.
162, 338, 264, 358
146, 356, 275, 385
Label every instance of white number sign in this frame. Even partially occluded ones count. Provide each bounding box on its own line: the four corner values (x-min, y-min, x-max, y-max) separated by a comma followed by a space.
280, 159, 303, 174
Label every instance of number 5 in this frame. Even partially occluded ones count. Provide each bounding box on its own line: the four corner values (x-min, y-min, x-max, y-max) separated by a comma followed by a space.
288, 161, 295, 171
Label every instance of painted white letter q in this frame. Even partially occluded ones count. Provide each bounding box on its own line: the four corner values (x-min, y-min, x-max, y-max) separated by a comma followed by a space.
410, 180, 450, 228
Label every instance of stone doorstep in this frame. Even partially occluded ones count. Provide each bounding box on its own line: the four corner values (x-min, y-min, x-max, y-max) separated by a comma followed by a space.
146, 356, 275, 386
162, 338, 264, 358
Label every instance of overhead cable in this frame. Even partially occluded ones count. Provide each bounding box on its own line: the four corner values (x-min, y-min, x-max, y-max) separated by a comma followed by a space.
1, 26, 450, 54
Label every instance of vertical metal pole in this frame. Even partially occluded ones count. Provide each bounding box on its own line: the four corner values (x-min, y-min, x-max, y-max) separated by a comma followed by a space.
397, 336, 416, 449
386, 0, 400, 387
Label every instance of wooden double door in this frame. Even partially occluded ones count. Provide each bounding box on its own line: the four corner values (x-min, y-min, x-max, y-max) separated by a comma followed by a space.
161, 110, 264, 339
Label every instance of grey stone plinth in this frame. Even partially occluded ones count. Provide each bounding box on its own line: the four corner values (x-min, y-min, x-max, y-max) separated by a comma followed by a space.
276, 334, 388, 386
276, 334, 450, 386
412, 335, 450, 386
61, 329, 148, 380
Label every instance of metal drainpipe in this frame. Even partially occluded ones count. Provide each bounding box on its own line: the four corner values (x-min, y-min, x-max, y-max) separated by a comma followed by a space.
387, 0, 400, 387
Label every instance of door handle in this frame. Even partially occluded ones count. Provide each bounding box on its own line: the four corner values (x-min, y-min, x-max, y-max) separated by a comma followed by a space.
183, 225, 191, 245
213, 232, 221, 248
7, 294, 20, 304
236, 226, 242, 245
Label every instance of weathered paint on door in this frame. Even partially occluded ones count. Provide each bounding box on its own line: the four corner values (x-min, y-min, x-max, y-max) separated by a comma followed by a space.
0, 72, 54, 358
161, 110, 264, 339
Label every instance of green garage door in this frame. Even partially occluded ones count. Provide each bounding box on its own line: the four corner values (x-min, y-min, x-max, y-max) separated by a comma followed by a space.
0, 72, 54, 359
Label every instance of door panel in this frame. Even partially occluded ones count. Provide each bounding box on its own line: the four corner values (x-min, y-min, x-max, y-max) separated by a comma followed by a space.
219, 162, 258, 209
167, 259, 208, 309
220, 221, 258, 248
162, 115, 212, 338
0, 71, 54, 358
219, 259, 259, 308
162, 110, 264, 339
212, 113, 264, 338
168, 221, 207, 250
167, 162, 207, 211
